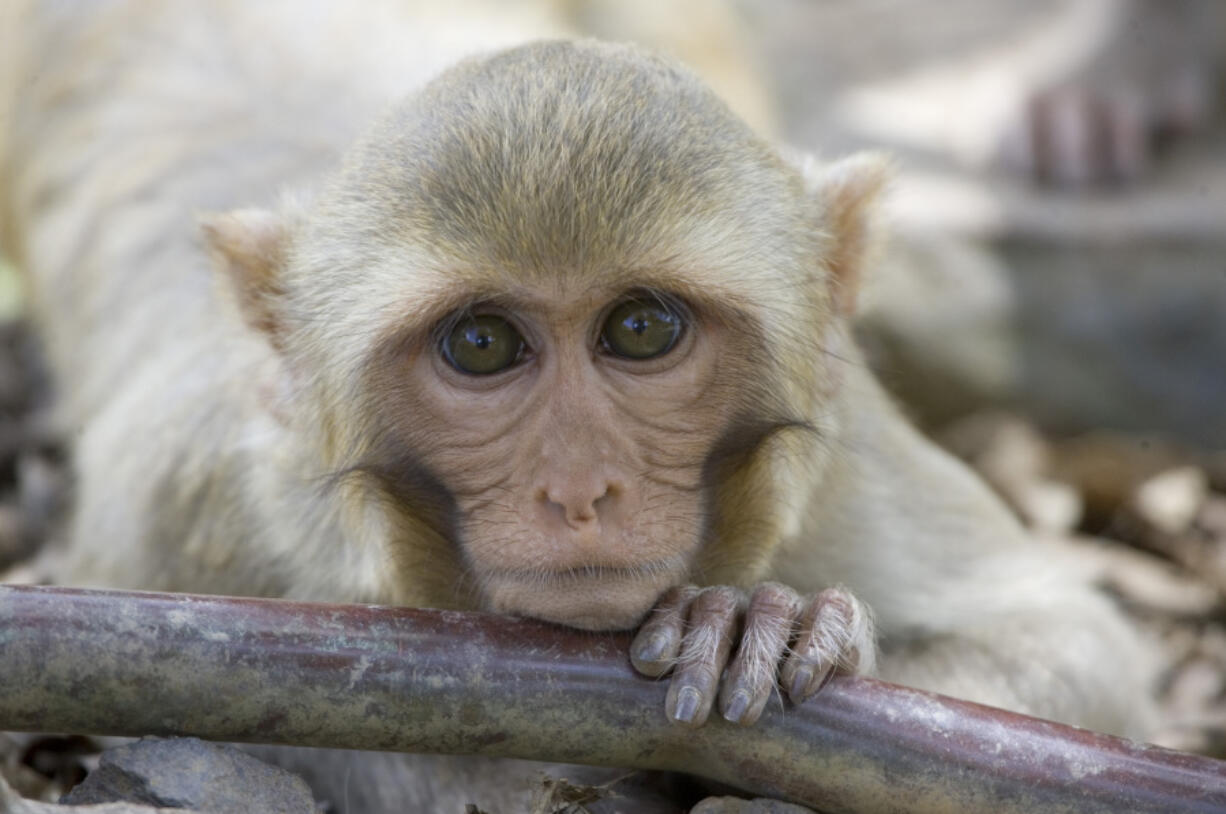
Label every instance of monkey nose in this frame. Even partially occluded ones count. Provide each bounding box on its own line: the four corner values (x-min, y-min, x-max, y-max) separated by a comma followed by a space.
536, 477, 623, 531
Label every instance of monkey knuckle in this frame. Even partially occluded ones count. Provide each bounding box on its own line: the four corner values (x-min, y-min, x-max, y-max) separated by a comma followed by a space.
753, 580, 796, 599
646, 585, 700, 628
748, 581, 802, 619
815, 585, 856, 609
795, 594, 879, 676
693, 585, 743, 618
658, 584, 701, 610
676, 584, 705, 602
799, 612, 852, 659
647, 603, 687, 631
813, 587, 866, 628
743, 606, 797, 654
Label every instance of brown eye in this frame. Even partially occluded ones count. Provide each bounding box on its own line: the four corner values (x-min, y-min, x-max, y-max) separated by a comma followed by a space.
442, 314, 524, 375
601, 297, 683, 360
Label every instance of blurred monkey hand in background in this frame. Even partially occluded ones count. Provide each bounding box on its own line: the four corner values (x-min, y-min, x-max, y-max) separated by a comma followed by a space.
758, 0, 1224, 187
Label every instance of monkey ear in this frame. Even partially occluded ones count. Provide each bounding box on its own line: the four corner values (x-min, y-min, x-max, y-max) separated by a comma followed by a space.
200, 209, 289, 348
803, 152, 891, 316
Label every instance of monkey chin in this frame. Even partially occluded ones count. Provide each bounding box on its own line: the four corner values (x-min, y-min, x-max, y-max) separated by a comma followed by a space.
482, 572, 679, 632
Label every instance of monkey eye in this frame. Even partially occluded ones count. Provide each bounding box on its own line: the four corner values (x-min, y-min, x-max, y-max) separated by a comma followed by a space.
601, 295, 684, 360
441, 314, 525, 375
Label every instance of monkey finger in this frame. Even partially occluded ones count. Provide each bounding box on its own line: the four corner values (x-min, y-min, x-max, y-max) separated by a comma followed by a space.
1041, 88, 1099, 187
666, 586, 741, 727
630, 585, 699, 677
781, 587, 874, 706
1102, 90, 1148, 184
718, 582, 802, 726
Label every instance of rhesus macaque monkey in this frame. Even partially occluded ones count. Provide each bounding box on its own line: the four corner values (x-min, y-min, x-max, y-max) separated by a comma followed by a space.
0, 1, 1154, 810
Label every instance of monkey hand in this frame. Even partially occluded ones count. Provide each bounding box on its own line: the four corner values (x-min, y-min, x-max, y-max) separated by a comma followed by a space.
998, 68, 1214, 187
629, 583, 875, 727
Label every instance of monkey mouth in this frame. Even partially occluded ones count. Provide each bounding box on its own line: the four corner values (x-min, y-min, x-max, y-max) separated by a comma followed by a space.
484, 559, 685, 585
479, 562, 685, 631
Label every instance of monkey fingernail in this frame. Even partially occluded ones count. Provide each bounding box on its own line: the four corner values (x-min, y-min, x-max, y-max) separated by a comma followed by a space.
633, 632, 669, 662
788, 663, 834, 703
670, 685, 703, 724
722, 689, 751, 724
630, 633, 675, 675
788, 666, 814, 702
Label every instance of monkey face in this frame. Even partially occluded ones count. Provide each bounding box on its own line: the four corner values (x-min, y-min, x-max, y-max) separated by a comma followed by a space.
368, 282, 749, 630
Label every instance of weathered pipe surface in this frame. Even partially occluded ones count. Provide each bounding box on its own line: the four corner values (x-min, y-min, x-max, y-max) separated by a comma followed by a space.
0, 585, 1221, 813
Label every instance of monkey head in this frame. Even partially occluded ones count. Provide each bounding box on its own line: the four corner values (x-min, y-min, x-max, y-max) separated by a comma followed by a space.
204, 40, 887, 631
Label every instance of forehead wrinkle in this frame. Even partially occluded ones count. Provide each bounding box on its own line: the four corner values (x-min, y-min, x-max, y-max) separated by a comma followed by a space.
402, 212, 795, 306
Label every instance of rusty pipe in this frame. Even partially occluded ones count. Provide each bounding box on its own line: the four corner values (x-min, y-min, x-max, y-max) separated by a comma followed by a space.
0, 584, 1220, 813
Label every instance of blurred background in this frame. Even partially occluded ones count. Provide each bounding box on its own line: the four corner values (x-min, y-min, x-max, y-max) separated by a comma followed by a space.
0, 0, 1223, 796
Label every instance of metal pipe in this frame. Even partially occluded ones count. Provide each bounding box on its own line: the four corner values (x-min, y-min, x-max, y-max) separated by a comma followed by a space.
0, 584, 1220, 813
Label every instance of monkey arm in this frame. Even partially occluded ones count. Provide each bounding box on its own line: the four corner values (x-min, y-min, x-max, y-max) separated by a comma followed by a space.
874, 593, 1156, 739
783, 358, 1156, 738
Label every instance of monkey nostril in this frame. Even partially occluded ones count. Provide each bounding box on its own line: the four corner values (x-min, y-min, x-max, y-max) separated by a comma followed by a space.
565, 488, 605, 527
568, 504, 597, 526
538, 480, 619, 530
